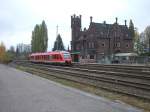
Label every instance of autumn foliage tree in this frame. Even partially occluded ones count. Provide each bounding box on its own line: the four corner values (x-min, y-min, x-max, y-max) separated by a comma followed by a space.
0, 42, 14, 63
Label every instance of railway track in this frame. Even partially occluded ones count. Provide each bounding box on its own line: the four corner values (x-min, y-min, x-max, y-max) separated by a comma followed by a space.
12, 60, 150, 100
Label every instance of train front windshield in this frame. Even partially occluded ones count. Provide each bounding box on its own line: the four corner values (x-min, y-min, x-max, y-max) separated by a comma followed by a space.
63, 53, 71, 59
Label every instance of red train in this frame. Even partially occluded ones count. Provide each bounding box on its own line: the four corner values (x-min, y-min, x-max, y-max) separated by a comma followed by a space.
29, 51, 72, 65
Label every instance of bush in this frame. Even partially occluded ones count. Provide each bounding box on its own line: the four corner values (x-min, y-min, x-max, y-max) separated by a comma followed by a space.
0, 52, 14, 64
140, 52, 150, 56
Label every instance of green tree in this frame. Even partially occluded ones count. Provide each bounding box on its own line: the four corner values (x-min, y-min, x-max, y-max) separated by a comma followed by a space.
31, 25, 39, 52
129, 19, 135, 40
9, 46, 15, 53
31, 21, 48, 53
41, 21, 48, 51
134, 29, 144, 54
144, 26, 150, 52
16, 46, 19, 57
52, 34, 65, 51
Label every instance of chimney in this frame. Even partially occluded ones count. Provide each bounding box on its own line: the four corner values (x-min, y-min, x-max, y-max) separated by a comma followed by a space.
116, 17, 118, 24
79, 15, 82, 19
90, 16, 93, 23
125, 20, 127, 26
103, 21, 106, 24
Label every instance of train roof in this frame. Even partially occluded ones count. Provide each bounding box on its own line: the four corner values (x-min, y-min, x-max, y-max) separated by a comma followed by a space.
30, 51, 70, 56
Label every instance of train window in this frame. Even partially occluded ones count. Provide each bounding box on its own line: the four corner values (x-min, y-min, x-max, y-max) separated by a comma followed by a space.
55, 55, 57, 59
45, 55, 47, 60
52, 55, 56, 59
46, 55, 49, 60
59, 54, 62, 59
56, 54, 59, 59
58, 54, 62, 59
48, 55, 52, 60
64, 53, 71, 59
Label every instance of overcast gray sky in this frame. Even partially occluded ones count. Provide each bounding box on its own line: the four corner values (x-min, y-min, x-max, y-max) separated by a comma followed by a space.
0, 0, 150, 50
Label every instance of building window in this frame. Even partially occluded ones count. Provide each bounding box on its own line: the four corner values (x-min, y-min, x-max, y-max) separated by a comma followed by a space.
101, 32, 103, 36
90, 55, 94, 59
76, 45, 80, 50
126, 44, 129, 48
92, 42, 94, 48
89, 42, 91, 48
116, 42, 120, 47
81, 56, 85, 59
102, 43, 105, 47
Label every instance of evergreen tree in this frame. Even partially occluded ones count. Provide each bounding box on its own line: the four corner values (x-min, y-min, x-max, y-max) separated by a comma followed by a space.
31, 21, 48, 53
16, 46, 19, 57
129, 19, 135, 40
52, 34, 65, 51
67, 45, 70, 51
9, 46, 15, 53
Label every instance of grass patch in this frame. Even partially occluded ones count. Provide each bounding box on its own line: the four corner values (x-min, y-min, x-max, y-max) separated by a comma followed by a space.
14, 65, 150, 112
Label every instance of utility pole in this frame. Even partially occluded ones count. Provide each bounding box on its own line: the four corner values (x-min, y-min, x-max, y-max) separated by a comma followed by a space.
56, 25, 59, 50
56, 25, 58, 36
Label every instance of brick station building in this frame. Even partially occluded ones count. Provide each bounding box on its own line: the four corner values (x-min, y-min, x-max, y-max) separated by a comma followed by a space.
71, 14, 133, 63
